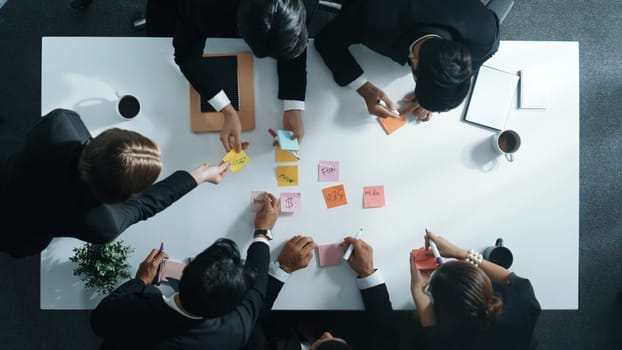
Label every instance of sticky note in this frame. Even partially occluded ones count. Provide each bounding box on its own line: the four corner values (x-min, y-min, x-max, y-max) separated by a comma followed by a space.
280, 192, 301, 213
162, 260, 186, 282
276, 129, 300, 151
250, 191, 266, 212
222, 150, 250, 173
322, 184, 347, 208
276, 165, 299, 186
411, 248, 438, 271
276, 145, 298, 162
317, 243, 342, 267
377, 115, 406, 135
363, 185, 385, 208
318, 161, 339, 182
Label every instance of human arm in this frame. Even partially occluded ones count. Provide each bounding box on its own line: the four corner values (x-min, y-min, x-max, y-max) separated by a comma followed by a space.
425, 231, 512, 283
409, 253, 436, 327
400, 92, 433, 121
277, 49, 307, 143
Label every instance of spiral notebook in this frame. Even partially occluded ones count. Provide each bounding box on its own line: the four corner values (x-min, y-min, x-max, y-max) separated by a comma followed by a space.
518, 69, 549, 109
463, 65, 519, 131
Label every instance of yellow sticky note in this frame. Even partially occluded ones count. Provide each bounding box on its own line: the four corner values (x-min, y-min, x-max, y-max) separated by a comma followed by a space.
275, 145, 298, 162
276, 165, 298, 186
222, 150, 250, 173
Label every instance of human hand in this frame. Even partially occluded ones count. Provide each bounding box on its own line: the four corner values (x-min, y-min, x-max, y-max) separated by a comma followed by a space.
221, 104, 244, 152
255, 192, 280, 230
278, 235, 316, 273
189, 162, 230, 185
283, 109, 304, 143
400, 92, 433, 121
425, 230, 467, 260
340, 237, 375, 277
357, 82, 400, 118
136, 249, 169, 285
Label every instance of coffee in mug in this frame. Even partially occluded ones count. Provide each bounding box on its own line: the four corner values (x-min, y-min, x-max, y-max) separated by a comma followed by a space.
116, 95, 141, 120
491, 129, 521, 162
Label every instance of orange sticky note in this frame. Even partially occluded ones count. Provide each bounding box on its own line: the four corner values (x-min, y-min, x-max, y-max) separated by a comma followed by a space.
276, 165, 298, 186
411, 248, 438, 271
377, 115, 406, 135
275, 145, 298, 162
222, 150, 250, 173
322, 184, 348, 208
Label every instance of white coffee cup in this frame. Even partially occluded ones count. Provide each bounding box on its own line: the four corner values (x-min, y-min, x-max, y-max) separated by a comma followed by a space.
491, 129, 521, 162
116, 94, 141, 120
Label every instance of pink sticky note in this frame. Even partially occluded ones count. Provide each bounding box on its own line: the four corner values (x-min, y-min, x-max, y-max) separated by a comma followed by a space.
318, 161, 340, 182
317, 243, 342, 267
363, 185, 385, 208
251, 191, 266, 212
280, 192, 301, 213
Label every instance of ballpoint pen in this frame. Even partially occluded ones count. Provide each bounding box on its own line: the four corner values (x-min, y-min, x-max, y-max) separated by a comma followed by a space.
376, 98, 401, 117
343, 228, 363, 261
268, 128, 300, 160
426, 228, 455, 265
155, 242, 164, 286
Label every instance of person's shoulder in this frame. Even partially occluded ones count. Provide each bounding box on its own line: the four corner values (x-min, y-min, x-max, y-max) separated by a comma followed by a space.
30, 109, 89, 144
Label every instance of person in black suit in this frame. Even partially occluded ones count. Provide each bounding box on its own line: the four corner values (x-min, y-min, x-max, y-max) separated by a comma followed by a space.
0, 109, 230, 258
147, 0, 309, 152
314, 0, 499, 122
244, 235, 397, 350
90, 192, 280, 350
410, 231, 541, 350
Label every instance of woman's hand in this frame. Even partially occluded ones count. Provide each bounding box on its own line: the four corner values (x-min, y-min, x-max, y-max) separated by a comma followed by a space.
425, 230, 467, 259
189, 162, 230, 185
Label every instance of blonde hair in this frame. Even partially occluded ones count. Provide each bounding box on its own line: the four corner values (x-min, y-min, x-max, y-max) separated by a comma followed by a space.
79, 128, 162, 203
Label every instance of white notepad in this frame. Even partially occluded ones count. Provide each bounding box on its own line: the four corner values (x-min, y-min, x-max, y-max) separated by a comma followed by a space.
464, 65, 519, 130
519, 69, 549, 109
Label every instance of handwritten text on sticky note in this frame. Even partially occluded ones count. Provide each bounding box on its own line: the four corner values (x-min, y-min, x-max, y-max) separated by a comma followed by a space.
276, 165, 299, 187
363, 185, 385, 208
322, 184, 347, 208
251, 191, 267, 212
222, 150, 250, 173
318, 161, 339, 182
280, 192, 301, 213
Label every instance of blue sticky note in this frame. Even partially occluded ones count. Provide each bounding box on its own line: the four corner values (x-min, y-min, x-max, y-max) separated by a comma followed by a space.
276, 129, 300, 151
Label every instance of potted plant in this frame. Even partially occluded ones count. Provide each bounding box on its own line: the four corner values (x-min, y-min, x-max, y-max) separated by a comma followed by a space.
69, 240, 135, 295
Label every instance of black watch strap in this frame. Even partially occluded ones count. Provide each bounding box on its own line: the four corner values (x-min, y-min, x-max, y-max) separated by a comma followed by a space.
254, 229, 273, 240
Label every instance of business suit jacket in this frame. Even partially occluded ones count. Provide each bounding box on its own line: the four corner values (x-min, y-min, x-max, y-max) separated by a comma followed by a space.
245, 274, 397, 350
91, 241, 270, 350
172, 0, 307, 104
0, 109, 197, 257
315, 0, 499, 86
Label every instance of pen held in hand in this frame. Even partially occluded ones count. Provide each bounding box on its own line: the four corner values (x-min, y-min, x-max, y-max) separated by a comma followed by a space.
376, 99, 401, 118
155, 242, 164, 286
343, 228, 363, 261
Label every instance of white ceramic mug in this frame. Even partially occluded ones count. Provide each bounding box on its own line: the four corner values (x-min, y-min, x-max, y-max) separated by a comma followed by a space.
491, 129, 521, 162
116, 94, 141, 120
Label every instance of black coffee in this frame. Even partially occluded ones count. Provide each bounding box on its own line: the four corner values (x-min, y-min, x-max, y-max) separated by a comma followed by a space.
489, 248, 513, 269
498, 133, 517, 152
118, 95, 140, 119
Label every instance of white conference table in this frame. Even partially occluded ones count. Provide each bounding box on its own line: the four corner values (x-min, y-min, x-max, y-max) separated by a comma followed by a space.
40, 37, 579, 311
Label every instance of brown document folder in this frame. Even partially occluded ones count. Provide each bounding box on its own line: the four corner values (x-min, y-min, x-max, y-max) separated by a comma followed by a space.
189, 52, 255, 132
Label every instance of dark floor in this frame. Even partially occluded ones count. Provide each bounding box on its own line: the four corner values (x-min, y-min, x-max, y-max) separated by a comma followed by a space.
1, 0, 622, 349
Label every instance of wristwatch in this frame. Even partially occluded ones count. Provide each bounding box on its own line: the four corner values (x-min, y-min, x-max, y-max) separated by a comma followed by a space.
254, 229, 273, 240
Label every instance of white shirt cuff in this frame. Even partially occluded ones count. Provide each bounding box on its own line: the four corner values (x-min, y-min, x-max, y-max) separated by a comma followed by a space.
348, 76, 369, 91
269, 261, 291, 283
356, 269, 385, 290
208, 90, 231, 112
283, 100, 305, 112
252, 236, 271, 247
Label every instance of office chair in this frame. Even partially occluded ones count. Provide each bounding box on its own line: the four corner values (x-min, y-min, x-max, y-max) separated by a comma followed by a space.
487, 0, 515, 24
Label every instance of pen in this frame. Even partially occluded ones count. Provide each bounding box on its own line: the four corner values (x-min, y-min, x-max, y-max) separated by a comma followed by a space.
425, 228, 455, 265
376, 98, 401, 117
268, 128, 300, 160
343, 228, 363, 261
156, 242, 164, 286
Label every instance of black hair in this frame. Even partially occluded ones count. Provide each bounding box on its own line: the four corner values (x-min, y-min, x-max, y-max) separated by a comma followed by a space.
179, 238, 255, 318
316, 340, 352, 350
238, 0, 307, 60
414, 39, 472, 112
